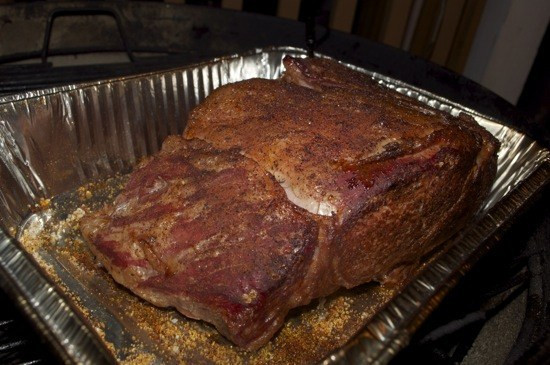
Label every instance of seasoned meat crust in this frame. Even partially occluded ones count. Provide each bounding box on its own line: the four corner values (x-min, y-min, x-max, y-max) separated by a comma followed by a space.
80, 137, 320, 349
185, 56, 499, 289
82, 56, 499, 350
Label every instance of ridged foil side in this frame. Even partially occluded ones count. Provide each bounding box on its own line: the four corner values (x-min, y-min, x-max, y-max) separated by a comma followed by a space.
0, 235, 114, 364
0, 49, 287, 231
0, 47, 548, 364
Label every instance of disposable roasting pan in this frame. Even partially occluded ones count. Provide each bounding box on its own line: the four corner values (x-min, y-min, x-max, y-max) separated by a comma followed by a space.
0, 47, 548, 364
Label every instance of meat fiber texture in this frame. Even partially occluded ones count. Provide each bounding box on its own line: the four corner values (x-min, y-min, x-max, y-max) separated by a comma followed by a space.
81, 56, 499, 350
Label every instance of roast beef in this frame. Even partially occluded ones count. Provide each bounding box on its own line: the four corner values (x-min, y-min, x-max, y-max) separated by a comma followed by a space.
82, 56, 499, 350
80, 137, 321, 349
185, 56, 498, 288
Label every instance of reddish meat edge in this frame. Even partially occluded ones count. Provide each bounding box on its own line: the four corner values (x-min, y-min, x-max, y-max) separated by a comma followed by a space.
81, 137, 323, 350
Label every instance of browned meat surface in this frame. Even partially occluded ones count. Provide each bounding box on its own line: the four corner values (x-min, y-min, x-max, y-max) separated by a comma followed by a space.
185, 56, 499, 288
80, 137, 320, 349
82, 56, 499, 350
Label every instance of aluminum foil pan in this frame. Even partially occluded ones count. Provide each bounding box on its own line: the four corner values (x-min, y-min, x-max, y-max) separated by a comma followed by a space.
0, 46, 548, 364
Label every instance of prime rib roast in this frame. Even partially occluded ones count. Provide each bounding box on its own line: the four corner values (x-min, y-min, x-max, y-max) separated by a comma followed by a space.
81, 56, 499, 350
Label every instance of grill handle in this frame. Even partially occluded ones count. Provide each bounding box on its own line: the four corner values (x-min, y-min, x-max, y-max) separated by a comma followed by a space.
41, 7, 135, 65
